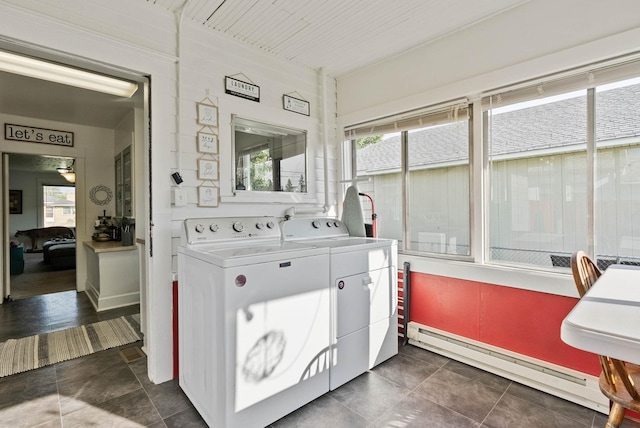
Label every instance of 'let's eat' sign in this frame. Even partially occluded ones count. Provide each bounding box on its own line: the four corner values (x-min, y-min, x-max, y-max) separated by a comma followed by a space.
5, 123, 74, 147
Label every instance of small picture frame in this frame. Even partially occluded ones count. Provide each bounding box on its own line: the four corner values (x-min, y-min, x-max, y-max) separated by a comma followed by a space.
197, 131, 218, 154
283, 94, 310, 116
197, 102, 218, 127
197, 159, 219, 181
9, 189, 22, 214
198, 186, 219, 207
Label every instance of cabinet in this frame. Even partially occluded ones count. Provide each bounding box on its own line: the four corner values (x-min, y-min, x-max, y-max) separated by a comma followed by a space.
115, 146, 133, 217
84, 240, 139, 311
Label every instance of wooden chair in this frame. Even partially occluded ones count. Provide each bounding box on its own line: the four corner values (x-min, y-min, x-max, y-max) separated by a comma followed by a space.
570, 251, 601, 297
570, 251, 640, 427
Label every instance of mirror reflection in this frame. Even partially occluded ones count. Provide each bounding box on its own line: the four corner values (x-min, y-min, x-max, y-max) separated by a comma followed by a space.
233, 117, 307, 192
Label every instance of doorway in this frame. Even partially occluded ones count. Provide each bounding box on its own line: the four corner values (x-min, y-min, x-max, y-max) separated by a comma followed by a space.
1, 47, 149, 380
1, 48, 146, 308
8, 155, 77, 300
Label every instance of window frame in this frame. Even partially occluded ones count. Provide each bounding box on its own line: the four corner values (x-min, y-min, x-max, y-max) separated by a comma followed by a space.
347, 101, 474, 261
231, 115, 308, 195
345, 53, 640, 273
482, 65, 640, 270
41, 184, 76, 228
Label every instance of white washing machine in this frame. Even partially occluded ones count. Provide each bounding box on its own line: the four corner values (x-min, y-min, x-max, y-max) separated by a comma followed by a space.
178, 217, 331, 428
282, 217, 398, 390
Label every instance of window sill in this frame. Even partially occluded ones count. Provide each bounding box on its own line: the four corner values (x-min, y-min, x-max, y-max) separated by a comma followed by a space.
400, 253, 577, 298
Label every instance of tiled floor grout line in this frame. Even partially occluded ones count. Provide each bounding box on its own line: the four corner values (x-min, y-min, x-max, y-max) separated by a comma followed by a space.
408, 364, 489, 426
126, 362, 166, 427
479, 383, 511, 427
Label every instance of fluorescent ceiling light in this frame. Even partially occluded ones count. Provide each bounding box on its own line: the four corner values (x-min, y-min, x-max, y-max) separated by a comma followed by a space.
0, 51, 138, 97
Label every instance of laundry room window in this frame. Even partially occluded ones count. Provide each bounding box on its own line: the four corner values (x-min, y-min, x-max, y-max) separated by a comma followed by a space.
232, 116, 307, 193
346, 100, 472, 257
354, 132, 403, 242
406, 113, 470, 256
483, 60, 640, 270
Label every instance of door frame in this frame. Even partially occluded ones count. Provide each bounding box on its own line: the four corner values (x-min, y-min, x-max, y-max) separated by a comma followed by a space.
2, 154, 84, 301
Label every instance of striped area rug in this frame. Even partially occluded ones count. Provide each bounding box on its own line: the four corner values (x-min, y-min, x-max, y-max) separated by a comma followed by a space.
0, 314, 141, 377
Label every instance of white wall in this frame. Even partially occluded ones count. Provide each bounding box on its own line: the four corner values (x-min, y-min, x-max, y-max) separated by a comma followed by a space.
1, 114, 116, 239
338, 0, 640, 125
168, 22, 338, 272
8, 169, 70, 237
336, 0, 640, 297
0, 0, 178, 384
0, 0, 339, 384
2, 112, 115, 294
115, 110, 135, 155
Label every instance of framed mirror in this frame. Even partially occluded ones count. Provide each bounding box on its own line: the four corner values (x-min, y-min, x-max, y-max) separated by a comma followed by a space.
232, 116, 307, 193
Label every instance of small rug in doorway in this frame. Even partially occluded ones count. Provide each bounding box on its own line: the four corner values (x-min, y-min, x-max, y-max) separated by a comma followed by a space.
0, 314, 141, 377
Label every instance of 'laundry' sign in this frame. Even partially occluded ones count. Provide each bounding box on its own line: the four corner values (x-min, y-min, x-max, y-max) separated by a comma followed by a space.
5, 123, 74, 147
225, 76, 260, 102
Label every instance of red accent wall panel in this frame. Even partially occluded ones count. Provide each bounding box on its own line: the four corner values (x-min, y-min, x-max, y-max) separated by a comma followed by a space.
409, 272, 601, 376
173, 280, 179, 379
411, 274, 482, 340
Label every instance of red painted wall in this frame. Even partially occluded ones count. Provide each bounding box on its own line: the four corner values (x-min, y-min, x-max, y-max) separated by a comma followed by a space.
173, 280, 179, 379
409, 272, 601, 376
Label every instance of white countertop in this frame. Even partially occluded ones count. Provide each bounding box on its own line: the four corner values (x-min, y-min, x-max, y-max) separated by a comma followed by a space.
83, 240, 137, 254
561, 265, 640, 364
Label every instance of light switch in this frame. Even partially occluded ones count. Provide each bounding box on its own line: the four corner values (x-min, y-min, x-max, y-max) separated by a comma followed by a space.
173, 188, 187, 206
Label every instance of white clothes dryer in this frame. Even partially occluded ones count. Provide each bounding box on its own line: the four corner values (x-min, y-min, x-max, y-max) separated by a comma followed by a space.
178, 217, 331, 428
282, 218, 398, 390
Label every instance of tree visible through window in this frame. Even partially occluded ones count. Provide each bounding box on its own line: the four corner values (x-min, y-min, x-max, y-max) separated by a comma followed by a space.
233, 116, 307, 193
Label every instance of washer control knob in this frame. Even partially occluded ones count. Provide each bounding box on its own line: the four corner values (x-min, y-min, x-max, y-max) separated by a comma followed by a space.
255, 222, 264, 230
312, 220, 321, 229
326, 221, 333, 227
235, 275, 247, 287
266, 221, 275, 229
209, 224, 219, 232
334, 221, 340, 228
195, 224, 205, 233
233, 222, 244, 232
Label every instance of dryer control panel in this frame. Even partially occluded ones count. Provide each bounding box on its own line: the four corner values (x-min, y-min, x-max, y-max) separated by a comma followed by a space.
282, 217, 349, 240
183, 216, 280, 245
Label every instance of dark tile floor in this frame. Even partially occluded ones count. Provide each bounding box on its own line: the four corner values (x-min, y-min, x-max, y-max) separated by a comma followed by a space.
0, 291, 635, 427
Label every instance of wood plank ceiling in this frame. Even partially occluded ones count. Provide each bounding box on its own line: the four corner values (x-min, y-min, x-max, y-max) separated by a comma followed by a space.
145, 0, 529, 77
0, 0, 529, 173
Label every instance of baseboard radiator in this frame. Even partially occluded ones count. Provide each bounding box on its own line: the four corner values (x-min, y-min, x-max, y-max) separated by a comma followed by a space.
407, 322, 608, 413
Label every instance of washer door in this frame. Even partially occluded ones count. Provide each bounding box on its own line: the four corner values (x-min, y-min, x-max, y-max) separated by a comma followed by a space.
226, 253, 330, 414
336, 273, 371, 338
336, 266, 392, 338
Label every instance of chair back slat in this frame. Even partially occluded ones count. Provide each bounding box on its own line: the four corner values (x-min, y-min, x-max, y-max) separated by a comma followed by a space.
570, 251, 601, 297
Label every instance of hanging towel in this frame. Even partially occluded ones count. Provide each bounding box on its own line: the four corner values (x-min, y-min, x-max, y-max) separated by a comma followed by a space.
341, 186, 366, 237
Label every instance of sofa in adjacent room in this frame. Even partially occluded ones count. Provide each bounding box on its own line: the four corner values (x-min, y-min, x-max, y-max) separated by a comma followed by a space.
43, 238, 76, 270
